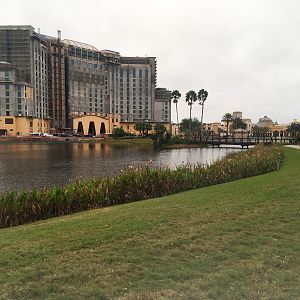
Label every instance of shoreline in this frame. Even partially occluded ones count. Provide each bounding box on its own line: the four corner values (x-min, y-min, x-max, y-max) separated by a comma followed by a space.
162, 143, 204, 149
0, 137, 211, 149
0, 136, 154, 145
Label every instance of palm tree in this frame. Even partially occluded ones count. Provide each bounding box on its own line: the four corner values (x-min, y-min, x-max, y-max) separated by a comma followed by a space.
198, 89, 208, 137
185, 90, 197, 134
171, 90, 181, 126
222, 113, 233, 135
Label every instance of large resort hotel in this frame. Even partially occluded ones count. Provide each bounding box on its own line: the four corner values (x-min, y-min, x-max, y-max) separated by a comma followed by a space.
0, 25, 171, 136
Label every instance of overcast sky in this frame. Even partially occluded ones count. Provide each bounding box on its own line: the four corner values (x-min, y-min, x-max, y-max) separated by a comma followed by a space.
2, 0, 300, 124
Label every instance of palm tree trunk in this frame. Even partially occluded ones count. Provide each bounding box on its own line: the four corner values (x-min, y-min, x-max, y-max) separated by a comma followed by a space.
226, 121, 229, 135
200, 103, 204, 137
189, 105, 192, 135
176, 103, 179, 126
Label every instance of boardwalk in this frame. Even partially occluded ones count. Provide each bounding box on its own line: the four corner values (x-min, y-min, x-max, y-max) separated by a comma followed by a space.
198, 135, 297, 148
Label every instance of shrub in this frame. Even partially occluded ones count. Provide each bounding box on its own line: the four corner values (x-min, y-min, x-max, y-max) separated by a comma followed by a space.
0, 145, 284, 228
112, 127, 125, 138
167, 135, 189, 145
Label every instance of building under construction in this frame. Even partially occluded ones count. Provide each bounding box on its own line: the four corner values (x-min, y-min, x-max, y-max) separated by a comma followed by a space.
0, 25, 171, 135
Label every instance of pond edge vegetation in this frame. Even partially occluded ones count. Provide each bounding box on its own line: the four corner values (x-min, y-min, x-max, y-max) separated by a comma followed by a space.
0, 145, 284, 228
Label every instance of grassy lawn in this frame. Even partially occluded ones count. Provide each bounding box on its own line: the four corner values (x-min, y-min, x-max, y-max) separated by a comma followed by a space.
0, 147, 299, 299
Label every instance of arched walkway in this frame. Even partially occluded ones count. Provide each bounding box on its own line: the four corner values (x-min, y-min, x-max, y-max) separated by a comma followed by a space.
88, 121, 96, 136
77, 122, 84, 135
100, 122, 106, 134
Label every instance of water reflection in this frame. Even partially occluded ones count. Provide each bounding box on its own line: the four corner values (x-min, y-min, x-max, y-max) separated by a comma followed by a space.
0, 143, 239, 192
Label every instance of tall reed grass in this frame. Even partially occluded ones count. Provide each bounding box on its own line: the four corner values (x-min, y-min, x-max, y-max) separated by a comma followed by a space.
0, 145, 284, 228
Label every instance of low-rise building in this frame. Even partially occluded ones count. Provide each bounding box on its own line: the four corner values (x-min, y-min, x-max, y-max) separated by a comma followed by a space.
0, 62, 50, 135
203, 122, 224, 135
220, 112, 252, 135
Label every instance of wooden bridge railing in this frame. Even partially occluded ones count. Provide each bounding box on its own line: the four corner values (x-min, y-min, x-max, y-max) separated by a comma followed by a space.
196, 134, 297, 147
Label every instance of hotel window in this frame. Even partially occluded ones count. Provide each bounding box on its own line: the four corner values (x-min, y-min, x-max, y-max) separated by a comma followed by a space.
5, 118, 13, 124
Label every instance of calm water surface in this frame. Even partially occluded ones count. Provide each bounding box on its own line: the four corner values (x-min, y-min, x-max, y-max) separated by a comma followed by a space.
0, 143, 240, 192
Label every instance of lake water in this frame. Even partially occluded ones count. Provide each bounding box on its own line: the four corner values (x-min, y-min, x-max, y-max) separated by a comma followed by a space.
0, 143, 240, 192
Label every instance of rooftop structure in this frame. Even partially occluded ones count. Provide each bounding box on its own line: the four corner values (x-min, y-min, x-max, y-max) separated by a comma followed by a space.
63, 39, 99, 51
257, 115, 274, 127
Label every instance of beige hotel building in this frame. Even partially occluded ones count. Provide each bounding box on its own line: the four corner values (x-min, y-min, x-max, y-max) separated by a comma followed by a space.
0, 26, 171, 136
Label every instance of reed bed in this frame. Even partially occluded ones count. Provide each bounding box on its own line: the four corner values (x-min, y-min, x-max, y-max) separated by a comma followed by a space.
0, 145, 284, 228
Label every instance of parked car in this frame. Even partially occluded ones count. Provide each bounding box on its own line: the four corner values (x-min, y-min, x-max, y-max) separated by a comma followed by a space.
43, 133, 54, 137
30, 132, 43, 137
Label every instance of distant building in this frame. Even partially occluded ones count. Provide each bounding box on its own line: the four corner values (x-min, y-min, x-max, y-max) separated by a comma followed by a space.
0, 25, 171, 136
0, 62, 50, 135
257, 115, 274, 127
0, 26, 51, 121
220, 111, 252, 134
171, 123, 179, 135
232, 111, 242, 119
203, 122, 223, 135
153, 88, 171, 123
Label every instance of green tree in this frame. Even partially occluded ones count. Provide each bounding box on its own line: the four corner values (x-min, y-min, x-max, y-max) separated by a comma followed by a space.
222, 113, 233, 135
197, 89, 208, 136
171, 90, 181, 126
231, 117, 247, 130
112, 127, 125, 137
134, 122, 152, 136
287, 122, 300, 136
151, 123, 168, 146
185, 90, 197, 134
180, 118, 201, 134
154, 123, 167, 136
252, 125, 270, 136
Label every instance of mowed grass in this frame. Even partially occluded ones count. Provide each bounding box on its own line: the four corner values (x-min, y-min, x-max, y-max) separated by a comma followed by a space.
0, 147, 299, 299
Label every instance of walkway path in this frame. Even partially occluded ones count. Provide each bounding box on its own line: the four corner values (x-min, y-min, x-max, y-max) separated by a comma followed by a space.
285, 145, 300, 149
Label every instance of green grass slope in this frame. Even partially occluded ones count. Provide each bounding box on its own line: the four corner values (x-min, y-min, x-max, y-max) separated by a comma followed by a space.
0, 148, 299, 299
